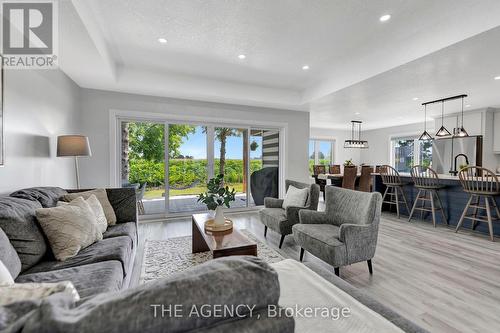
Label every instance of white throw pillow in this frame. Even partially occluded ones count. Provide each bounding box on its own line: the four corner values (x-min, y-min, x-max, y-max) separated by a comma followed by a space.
36, 197, 103, 261
0, 260, 14, 286
63, 189, 117, 225
58, 194, 107, 234
282, 185, 309, 209
0, 281, 80, 306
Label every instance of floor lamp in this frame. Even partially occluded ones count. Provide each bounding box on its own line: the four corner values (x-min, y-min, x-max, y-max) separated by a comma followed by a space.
57, 135, 92, 189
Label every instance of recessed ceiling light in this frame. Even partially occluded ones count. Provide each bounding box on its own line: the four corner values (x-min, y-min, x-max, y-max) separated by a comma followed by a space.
238, 54, 246, 60
158, 38, 167, 44
494, 76, 500, 80
379, 14, 391, 22
465, 104, 471, 107
412, 97, 419, 101
302, 65, 310, 70
355, 112, 360, 115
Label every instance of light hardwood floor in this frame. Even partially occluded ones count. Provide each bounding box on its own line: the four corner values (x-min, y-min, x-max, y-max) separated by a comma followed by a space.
131, 211, 500, 333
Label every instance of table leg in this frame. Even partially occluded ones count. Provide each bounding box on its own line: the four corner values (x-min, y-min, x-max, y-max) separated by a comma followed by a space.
192, 218, 210, 253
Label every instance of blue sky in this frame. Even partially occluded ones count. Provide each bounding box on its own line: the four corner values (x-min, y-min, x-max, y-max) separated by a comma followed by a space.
178, 126, 262, 159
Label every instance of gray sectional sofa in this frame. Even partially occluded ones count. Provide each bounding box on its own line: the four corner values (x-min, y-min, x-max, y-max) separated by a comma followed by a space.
0, 186, 138, 299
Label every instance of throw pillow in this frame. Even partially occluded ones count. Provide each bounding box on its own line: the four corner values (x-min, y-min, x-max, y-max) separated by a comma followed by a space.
0, 281, 80, 306
58, 194, 107, 234
282, 185, 309, 209
36, 197, 102, 261
63, 189, 117, 225
0, 259, 14, 286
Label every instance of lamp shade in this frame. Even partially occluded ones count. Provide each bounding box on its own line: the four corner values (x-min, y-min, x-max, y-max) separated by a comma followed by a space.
57, 135, 91, 157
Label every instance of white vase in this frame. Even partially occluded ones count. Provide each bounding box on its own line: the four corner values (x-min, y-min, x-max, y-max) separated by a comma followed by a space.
214, 206, 225, 226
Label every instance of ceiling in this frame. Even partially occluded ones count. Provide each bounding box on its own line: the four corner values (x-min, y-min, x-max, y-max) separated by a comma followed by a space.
59, 0, 500, 129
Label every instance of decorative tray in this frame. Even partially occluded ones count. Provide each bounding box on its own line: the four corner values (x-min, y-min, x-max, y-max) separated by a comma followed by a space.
204, 218, 233, 232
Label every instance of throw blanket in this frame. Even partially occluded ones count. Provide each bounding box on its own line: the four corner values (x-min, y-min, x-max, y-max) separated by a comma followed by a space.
0, 257, 294, 333
272, 259, 404, 333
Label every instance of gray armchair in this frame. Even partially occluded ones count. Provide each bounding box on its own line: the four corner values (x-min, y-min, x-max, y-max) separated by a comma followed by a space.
259, 180, 320, 248
293, 186, 382, 276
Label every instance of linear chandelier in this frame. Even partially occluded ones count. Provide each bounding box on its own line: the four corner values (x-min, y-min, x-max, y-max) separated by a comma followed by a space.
421, 94, 468, 139
344, 120, 369, 149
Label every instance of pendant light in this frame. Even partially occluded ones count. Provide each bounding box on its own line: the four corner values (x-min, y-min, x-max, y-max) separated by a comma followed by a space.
455, 96, 469, 137
344, 120, 369, 148
418, 105, 433, 141
435, 101, 451, 137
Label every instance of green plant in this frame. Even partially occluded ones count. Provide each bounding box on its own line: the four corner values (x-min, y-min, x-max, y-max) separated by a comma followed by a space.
197, 174, 236, 210
344, 159, 354, 167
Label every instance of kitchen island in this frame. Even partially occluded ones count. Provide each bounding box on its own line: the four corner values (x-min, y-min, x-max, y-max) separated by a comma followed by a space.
372, 173, 500, 237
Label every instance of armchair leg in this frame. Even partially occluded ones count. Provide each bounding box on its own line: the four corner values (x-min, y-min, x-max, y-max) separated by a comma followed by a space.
279, 235, 285, 249
264, 226, 268, 238
367, 260, 373, 275
299, 248, 305, 262
334, 267, 340, 277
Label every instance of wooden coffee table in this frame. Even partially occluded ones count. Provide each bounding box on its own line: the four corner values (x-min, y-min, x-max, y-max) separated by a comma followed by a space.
192, 213, 257, 258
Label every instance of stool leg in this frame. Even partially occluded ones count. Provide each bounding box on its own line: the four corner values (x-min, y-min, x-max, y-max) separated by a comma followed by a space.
399, 186, 411, 216
485, 197, 495, 241
471, 195, 479, 230
408, 189, 421, 222
429, 190, 437, 227
456, 195, 473, 233
420, 190, 426, 220
394, 186, 400, 218
435, 190, 448, 225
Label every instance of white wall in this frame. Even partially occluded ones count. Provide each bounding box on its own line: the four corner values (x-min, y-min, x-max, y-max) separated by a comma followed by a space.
78, 89, 310, 188
0, 69, 81, 194
359, 122, 433, 166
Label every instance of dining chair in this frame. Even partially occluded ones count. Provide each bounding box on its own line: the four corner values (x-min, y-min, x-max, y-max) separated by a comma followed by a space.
313, 165, 327, 201
342, 166, 357, 190
358, 165, 374, 192
329, 165, 341, 174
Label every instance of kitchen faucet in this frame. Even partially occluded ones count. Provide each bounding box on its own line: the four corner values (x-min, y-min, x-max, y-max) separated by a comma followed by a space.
450, 153, 469, 176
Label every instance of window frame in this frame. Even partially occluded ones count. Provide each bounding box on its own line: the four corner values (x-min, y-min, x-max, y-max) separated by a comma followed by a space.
309, 139, 335, 165
390, 136, 433, 172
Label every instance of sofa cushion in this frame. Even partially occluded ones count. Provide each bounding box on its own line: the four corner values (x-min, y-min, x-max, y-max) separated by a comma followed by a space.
10, 187, 67, 208
22, 236, 132, 277
15, 261, 124, 299
36, 197, 103, 261
292, 224, 347, 267
0, 197, 47, 271
103, 222, 137, 247
58, 195, 108, 234
63, 189, 117, 225
0, 228, 22, 279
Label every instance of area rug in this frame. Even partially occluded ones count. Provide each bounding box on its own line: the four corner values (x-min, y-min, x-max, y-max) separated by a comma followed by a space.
139, 229, 285, 284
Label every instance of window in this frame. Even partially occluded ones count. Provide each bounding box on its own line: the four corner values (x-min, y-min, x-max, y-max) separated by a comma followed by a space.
309, 139, 335, 174
391, 137, 433, 173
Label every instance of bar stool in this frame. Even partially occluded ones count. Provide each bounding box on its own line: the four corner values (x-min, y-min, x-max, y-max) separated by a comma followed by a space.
455, 166, 500, 241
408, 165, 448, 227
380, 165, 411, 218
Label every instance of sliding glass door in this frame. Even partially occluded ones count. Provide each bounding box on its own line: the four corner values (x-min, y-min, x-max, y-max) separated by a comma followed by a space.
119, 119, 281, 217
168, 125, 209, 213
120, 121, 166, 215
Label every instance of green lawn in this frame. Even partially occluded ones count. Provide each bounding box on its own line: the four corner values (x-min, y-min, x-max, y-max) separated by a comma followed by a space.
144, 183, 245, 199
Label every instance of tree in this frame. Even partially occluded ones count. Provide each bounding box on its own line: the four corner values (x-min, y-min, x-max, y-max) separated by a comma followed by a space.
215, 128, 238, 176
127, 123, 195, 162
121, 122, 130, 183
